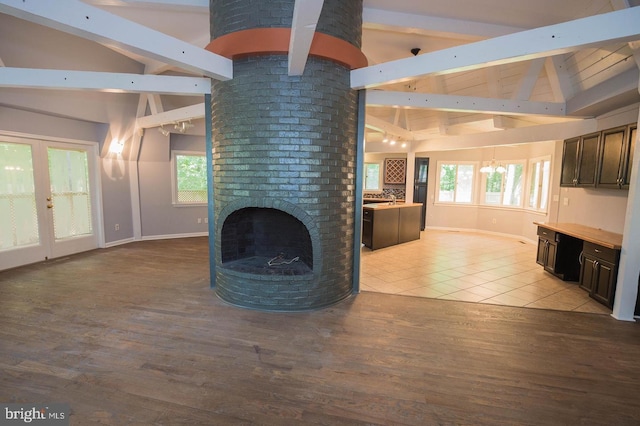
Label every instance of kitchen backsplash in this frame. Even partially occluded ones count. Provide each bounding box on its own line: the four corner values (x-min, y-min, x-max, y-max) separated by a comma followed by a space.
364, 189, 406, 199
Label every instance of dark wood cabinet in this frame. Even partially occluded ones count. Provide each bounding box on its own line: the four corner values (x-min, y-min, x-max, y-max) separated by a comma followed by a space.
560, 137, 579, 186
362, 204, 421, 250
535, 227, 582, 281
622, 125, 636, 189
579, 242, 620, 308
536, 228, 557, 273
560, 133, 600, 187
596, 126, 634, 189
561, 123, 635, 190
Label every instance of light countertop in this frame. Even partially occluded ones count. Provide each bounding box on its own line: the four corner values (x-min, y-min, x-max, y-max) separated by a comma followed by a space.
533, 222, 623, 250
363, 202, 423, 210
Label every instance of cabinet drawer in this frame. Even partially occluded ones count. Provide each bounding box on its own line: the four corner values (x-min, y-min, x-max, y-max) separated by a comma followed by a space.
583, 242, 618, 263
537, 227, 556, 240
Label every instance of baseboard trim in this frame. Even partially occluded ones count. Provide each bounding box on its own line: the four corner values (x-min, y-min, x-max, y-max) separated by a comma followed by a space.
141, 232, 209, 241
104, 237, 136, 248
424, 226, 537, 245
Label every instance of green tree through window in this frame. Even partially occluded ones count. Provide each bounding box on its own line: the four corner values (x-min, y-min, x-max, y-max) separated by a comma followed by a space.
175, 154, 207, 204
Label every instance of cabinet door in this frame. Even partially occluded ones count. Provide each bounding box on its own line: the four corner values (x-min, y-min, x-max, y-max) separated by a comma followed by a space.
622, 126, 636, 189
592, 260, 616, 308
544, 242, 558, 273
536, 238, 547, 266
597, 126, 626, 188
576, 132, 600, 186
579, 255, 597, 292
561, 137, 579, 186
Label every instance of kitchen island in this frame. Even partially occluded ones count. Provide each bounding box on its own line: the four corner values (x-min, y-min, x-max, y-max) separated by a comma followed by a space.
362, 203, 423, 250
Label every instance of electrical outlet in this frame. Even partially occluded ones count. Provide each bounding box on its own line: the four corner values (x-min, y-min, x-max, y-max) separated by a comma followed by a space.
563, 197, 569, 206
115, 224, 120, 231
492, 218, 496, 224
197, 218, 202, 224
204, 217, 208, 224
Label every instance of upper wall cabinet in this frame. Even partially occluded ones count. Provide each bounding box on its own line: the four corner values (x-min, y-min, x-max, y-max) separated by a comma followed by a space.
561, 123, 636, 190
597, 126, 628, 189
622, 125, 636, 189
560, 132, 600, 187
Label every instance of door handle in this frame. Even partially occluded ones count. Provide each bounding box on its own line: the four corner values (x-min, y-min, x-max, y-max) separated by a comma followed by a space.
46, 197, 52, 201
47, 203, 53, 209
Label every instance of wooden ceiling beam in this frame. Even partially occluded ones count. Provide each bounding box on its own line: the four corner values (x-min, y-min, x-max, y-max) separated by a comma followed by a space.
351, 7, 640, 89
288, 0, 324, 76
0, 0, 232, 80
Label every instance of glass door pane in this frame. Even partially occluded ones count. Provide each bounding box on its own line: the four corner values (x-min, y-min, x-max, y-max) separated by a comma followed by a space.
47, 147, 93, 240
0, 142, 39, 250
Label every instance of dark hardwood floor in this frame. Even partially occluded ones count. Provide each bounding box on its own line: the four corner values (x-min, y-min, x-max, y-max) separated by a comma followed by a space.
1, 237, 639, 425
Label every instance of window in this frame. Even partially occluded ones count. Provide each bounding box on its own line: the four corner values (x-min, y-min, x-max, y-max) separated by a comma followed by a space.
172, 151, 207, 205
437, 162, 475, 203
527, 156, 551, 212
364, 162, 381, 191
482, 162, 525, 207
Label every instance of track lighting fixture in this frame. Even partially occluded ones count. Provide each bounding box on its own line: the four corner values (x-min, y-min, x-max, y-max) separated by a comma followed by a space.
158, 125, 170, 136
174, 120, 194, 134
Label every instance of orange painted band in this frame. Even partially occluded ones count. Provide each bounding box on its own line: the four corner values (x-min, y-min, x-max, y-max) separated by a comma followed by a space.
206, 28, 368, 70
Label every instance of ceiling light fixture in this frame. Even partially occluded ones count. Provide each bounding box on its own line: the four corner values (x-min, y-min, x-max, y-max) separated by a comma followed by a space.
480, 147, 506, 174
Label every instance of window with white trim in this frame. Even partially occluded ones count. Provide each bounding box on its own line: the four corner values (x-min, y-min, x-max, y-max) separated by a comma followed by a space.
171, 151, 207, 205
364, 162, 381, 191
437, 162, 475, 203
527, 156, 551, 212
482, 161, 525, 207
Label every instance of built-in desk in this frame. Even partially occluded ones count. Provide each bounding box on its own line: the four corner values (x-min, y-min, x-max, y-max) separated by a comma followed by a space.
362, 203, 422, 250
533, 222, 623, 308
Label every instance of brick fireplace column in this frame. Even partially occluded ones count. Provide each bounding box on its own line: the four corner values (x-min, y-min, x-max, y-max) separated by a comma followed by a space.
206, 0, 366, 311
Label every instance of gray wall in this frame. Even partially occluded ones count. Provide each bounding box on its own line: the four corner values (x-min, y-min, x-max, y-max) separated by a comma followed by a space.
137, 131, 209, 238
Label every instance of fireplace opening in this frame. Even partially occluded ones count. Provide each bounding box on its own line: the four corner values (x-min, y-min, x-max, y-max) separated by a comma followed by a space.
221, 207, 313, 276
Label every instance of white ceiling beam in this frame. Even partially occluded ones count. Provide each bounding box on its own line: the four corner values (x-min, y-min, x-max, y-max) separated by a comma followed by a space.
545, 55, 573, 102
86, 0, 207, 7
288, 0, 324, 76
136, 103, 205, 128
351, 7, 640, 90
414, 119, 598, 152
611, 0, 640, 69
365, 114, 414, 140
146, 94, 164, 115
0, 68, 210, 95
0, 0, 232, 80
366, 90, 567, 117
362, 8, 524, 41
514, 58, 546, 100
566, 67, 640, 114
493, 115, 547, 129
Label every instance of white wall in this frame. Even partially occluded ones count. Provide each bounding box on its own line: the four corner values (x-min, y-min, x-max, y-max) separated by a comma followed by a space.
416, 142, 554, 242
378, 104, 640, 242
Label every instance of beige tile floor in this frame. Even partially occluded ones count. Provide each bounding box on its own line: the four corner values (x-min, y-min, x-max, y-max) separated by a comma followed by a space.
360, 229, 612, 315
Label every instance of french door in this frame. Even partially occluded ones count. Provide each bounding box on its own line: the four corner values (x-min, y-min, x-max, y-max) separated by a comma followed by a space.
0, 137, 100, 270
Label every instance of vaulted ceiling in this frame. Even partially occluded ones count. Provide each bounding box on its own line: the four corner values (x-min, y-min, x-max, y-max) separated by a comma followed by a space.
1, 0, 639, 153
